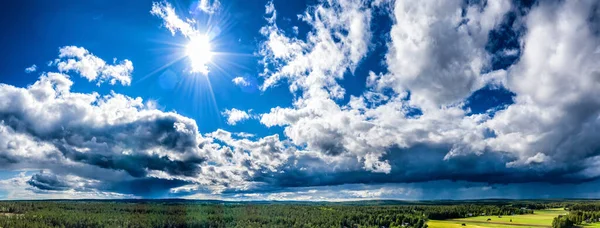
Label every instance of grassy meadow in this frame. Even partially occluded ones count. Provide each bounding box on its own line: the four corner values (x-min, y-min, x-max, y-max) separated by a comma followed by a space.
428, 208, 567, 228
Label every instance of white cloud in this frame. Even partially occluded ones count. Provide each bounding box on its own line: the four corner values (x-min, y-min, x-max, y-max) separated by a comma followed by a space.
0, 73, 202, 172
341, 187, 405, 198
502, 48, 519, 56
6, 0, 600, 199
257, 0, 494, 174
480, 0, 600, 166
222, 108, 251, 125
259, 0, 372, 99
256, 0, 600, 181
378, 0, 511, 109
151, 1, 198, 37
235, 132, 255, 138
151, 1, 213, 75
0, 73, 296, 196
223, 184, 419, 201
24, 64, 37, 73
198, 0, 220, 14
55, 46, 133, 86
232, 77, 250, 86
0, 172, 134, 200
257, 0, 600, 186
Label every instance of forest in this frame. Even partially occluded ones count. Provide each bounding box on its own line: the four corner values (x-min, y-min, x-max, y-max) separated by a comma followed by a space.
0, 200, 593, 228
552, 202, 600, 228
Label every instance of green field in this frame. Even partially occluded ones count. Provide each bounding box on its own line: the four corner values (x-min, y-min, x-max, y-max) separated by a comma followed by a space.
428, 208, 567, 228
428, 220, 530, 228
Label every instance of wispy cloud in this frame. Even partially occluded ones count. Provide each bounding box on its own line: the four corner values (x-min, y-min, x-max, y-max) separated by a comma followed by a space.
259, 0, 371, 99
24, 64, 37, 73
151, 1, 197, 37
232, 77, 250, 86
235, 132, 255, 138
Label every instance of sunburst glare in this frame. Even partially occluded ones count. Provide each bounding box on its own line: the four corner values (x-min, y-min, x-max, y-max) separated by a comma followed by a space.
186, 34, 213, 74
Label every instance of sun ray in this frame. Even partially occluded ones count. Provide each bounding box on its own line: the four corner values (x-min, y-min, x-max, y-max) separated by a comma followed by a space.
135, 54, 187, 84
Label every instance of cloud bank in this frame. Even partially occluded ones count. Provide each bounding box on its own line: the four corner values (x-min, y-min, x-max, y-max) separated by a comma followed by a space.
2, 0, 600, 200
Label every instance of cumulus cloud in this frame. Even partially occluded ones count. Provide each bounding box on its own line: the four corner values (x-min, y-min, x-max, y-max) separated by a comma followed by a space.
0, 75, 184, 196
24, 64, 37, 73
0, 73, 205, 179
257, 0, 401, 174
232, 77, 250, 86
4, 0, 600, 200
55, 46, 133, 86
0, 72, 296, 197
255, 0, 600, 189
481, 0, 600, 169
222, 108, 252, 125
377, 0, 511, 109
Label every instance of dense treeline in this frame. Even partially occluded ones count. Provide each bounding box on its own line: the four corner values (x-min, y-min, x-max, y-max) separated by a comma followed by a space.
0, 200, 575, 228
424, 204, 532, 220
512, 202, 566, 210
567, 203, 600, 211
552, 202, 600, 228
5, 202, 426, 228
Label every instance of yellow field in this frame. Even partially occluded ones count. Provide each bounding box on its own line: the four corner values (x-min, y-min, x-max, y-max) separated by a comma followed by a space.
427, 209, 567, 228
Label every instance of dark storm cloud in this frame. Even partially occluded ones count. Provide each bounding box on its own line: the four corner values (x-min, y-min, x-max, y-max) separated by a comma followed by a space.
99, 178, 191, 198
0, 101, 206, 177
249, 144, 595, 191
1, 111, 199, 154
306, 129, 347, 156
55, 144, 203, 178
25, 171, 192, 198
27, 173, 71, 191
0, 73, 213, 197
0, 153, 20, 166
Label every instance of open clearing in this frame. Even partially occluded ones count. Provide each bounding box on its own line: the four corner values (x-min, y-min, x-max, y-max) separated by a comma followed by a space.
428, 208, 567, 228
0, 213, 22, 217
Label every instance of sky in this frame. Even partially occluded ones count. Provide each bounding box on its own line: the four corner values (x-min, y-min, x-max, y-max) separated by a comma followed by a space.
1, 0, 600, 201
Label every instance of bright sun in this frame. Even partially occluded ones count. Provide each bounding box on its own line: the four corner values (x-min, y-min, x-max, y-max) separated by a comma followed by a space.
185, 35, 212, 73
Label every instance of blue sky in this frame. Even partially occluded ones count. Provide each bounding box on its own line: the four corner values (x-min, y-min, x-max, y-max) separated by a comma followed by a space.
0, 0, 294, 136
1, 0, 600, 200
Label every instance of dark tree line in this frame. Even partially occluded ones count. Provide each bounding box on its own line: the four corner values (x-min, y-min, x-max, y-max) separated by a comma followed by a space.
423, 204, 532, 220
552, 202, 600, 228
0, 200, 570, 228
